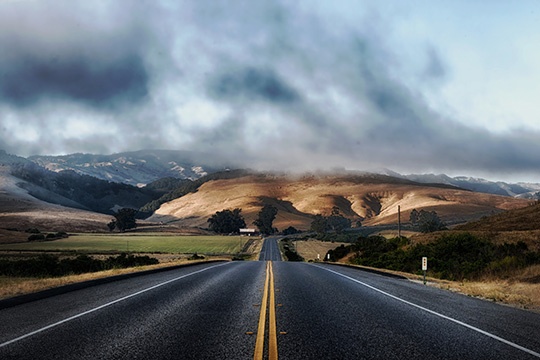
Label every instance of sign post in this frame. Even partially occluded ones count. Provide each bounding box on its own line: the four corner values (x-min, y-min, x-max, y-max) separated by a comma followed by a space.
422, 257, 427, 285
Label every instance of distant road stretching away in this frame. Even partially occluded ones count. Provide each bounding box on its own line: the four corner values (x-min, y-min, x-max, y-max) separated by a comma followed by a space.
259, 236, 282, 261
1, 238, 540, 359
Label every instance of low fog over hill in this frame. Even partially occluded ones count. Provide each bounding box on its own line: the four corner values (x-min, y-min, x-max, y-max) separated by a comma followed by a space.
4, 149, 540, 199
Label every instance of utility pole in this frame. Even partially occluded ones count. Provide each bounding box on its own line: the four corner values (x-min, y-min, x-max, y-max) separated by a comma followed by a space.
398, 205, 401, 239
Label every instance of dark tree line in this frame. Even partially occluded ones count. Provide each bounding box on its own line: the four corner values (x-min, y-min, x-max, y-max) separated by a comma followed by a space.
310, 207, 352, 236
10, 164, 155, 214
207, 204, 280, 235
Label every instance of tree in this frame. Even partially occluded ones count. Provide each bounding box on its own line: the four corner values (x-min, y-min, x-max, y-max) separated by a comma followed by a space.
310, 214, 329, 236
253, 205, 278, 235
326, 206, 351, 234
409, 209, 419, 225
112, 208, 138, 232
107, 220, 116, 232
282, 226, 300, 235
410, 209, 447, 233
207, 208, 246, 234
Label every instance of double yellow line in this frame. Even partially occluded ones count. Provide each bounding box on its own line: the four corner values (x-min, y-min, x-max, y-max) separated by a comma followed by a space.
254, 261, 278, 360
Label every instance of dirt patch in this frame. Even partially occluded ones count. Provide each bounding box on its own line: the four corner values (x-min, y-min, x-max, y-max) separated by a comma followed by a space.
0, 229, 31, 244
295, 239, 349, 261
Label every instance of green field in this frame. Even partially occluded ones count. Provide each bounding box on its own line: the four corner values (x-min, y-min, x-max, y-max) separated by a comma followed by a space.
0, 234, 249, 254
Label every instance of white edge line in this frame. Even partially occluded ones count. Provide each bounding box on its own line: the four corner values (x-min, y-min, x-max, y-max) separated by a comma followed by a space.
314, 265, 540, 359
0, 262, 231, 348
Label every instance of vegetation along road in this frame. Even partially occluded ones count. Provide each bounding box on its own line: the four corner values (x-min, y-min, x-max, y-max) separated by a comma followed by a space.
1, 238, 540, 359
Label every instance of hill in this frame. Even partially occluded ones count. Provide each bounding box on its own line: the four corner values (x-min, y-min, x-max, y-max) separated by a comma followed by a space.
456, 202, 540, 232
148, 173, 530, 230
5, 159, 157, 215
0, 166, 112, 232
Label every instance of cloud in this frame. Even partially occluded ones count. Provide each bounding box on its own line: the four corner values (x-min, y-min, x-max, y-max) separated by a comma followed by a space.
423, 46, 446, 81
0, 1, 539, 182
209, 67, 301, 104
0, 54, 149, 109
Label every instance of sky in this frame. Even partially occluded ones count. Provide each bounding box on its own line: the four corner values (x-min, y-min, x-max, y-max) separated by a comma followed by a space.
1, 0, 540, 182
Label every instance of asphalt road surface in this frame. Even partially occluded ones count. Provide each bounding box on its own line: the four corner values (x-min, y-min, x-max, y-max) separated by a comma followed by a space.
1, 238, 540, 359
259, 236, 283, 261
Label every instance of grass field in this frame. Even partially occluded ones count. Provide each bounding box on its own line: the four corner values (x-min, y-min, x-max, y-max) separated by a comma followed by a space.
0, 234, 249, 254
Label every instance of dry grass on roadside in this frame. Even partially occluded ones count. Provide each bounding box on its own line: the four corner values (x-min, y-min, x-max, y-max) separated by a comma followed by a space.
416, 264, 540, 312
339, 262, 540, 312
0, 257, 230, 300
452, 281, 539, 308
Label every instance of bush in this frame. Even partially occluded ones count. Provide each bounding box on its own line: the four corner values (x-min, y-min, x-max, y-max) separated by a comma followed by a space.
282, 226, 300, 235
329, 232, 540, 281
281, 239, 304, 261
0, 253, 159, 277
28, 234, 45, 241
326, 244, 353, 262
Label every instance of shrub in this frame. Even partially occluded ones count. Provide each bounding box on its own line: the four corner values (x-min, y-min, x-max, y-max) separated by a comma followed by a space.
0, 253, 159, 277
331, 232, 540, 281
282, 226, 300, 235
28, 234, 45, 241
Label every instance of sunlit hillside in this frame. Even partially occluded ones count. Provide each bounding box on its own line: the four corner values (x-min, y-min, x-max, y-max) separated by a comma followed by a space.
149, 174, 530, 231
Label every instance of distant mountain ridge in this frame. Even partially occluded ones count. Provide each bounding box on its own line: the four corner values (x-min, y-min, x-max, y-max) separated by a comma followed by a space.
28, 149, 236, 186
2, 149, 539, 199
379, 169, 540, 199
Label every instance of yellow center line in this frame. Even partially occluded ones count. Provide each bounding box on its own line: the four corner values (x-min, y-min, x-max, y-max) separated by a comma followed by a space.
254, 261, 270, 360
253, 261, 279, 360
269, 261, 278, 360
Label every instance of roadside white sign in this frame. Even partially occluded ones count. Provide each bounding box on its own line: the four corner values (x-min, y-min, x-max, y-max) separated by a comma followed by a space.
422, 257, 428, 271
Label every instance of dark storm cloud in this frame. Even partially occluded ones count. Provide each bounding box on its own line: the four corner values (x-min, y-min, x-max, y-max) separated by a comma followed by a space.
0, 54, 149, 109
209, 67, 301, 104
0, 0, 539, 182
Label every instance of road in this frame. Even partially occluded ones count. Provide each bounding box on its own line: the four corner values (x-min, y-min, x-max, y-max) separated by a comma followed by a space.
0, 238, 539, 359
259, 236, 282, 261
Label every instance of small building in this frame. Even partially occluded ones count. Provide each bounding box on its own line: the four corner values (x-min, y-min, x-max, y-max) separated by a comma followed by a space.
239, 228, 259, 236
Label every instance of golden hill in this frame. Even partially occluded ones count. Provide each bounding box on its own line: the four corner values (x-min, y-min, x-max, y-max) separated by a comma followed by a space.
456, 202, 540, 232
148, 173, 530, 230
